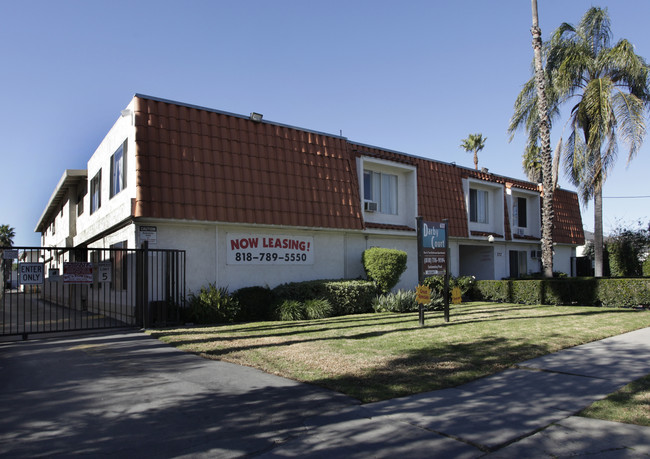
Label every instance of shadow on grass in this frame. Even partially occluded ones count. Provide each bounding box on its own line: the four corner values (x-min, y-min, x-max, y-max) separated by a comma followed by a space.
309, 335, 561, 402
150, 304, 639, 354
149, 304, 650, 402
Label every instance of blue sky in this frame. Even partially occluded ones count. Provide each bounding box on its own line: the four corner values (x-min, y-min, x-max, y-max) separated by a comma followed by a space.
2, 0, 650, 246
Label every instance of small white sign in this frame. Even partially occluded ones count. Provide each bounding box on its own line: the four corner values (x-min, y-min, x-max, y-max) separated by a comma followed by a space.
19, 263, 44, 285
2, 249, 18, 259
48, 268, 60, 281
139, 226, 157, 244
98, 262, 112, 283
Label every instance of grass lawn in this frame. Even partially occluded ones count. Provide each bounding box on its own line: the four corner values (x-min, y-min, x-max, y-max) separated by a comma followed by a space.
148, 302, 650, 403
579, 374, 650, 426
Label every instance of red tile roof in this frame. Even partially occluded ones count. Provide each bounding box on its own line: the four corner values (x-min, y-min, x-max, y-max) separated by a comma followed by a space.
553, 188, 585, 245
132, 95, 584, 245
134, 96, 363, 230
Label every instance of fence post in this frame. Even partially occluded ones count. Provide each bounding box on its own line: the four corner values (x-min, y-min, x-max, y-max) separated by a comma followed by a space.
136, 241, 150, 328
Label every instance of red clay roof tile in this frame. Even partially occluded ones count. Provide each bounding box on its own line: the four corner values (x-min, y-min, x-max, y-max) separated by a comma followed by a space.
133, 95, 583, 244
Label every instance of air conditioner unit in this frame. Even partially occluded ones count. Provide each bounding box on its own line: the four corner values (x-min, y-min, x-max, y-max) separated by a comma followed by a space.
364, 201, 378, 212
531, 250, 542, 259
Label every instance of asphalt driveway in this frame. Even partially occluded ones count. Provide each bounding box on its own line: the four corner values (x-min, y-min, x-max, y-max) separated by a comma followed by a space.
1, 328, 649, 458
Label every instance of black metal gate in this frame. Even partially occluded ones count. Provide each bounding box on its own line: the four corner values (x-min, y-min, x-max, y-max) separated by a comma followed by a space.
0, 245, 185, 339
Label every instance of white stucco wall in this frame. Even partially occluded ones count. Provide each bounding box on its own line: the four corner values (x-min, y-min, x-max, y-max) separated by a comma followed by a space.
553, 245, 575, 276
75, 100, 136, 246
129, 222, 422, 293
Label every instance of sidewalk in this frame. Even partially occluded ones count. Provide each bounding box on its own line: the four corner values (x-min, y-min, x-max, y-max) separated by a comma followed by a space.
0, 327, 649, 457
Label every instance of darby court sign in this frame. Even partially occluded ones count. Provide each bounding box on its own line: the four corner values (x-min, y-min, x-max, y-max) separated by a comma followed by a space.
416, 217, 450, 325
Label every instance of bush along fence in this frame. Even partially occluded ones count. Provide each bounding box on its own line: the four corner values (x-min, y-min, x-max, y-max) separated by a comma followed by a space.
181, 279, 379, 325
474, 278, 650, 307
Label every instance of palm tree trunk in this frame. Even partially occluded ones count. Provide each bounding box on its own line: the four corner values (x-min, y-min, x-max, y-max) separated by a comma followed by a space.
474, 150, 478, 170
594, 186, 604, 277
531, 0, 554, 277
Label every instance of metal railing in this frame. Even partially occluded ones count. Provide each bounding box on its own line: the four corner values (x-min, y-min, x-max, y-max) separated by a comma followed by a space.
1, 245, 185, 339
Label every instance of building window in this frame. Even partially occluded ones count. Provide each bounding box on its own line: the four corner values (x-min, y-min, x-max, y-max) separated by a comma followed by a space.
90, 170, 102, 214
111, 241, 128, 291
516, 197, 527, 228
509, 250, 528, 278
469, 189, 489, 223
110, 141, 127, 198
364, 170, 398, 215
77, 192, 84, 216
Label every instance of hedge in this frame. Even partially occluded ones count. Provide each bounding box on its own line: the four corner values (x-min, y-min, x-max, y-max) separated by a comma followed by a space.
474, 278, 650, 307
272, 279, 378, 316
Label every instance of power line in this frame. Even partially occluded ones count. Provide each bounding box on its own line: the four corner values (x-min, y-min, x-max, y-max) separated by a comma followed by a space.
602, 195, 650, 199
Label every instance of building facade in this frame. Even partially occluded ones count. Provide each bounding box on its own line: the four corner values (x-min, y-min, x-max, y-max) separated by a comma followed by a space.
36, 94, 585, 294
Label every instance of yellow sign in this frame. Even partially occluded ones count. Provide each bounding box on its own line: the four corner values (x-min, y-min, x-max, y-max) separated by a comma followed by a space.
451, 286, 462, 304
416, 284, 432, 304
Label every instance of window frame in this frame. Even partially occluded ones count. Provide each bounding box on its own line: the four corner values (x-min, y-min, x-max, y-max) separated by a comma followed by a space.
110, 241, 128, 291
90, 169, 102, 215
110, 141, 127, 198
363, 169, 398, 215
469, 188, 489, 224
516, 196, 527, 228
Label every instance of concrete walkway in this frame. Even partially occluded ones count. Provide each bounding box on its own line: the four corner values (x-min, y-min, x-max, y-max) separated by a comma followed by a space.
0, 328, 649, 458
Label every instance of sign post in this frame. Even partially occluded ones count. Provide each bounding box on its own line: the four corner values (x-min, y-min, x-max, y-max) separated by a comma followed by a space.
416, 217, 450, 325
416, 217, 425, 326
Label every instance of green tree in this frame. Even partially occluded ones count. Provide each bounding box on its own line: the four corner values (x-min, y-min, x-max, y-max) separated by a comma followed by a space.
511, 7, 650, 277
460, 133, 487, 170
607, 221, 650, 277
0, 225, 16, 290
0, 225, 15, 247
549, 7, 650, 277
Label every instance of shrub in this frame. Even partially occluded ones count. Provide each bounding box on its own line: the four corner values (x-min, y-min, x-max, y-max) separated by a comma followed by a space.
184, 284, 240, 324
373, 289, 418, 313
304, 298, 333, 319
232, 286, 274, 321
362, 248, 408, 293
322, 280, 377, 315
473, 278, 650, 307
272, 279, 377, 316
423, 275, 477, 302
606, 222, 650, 277
276, 300, 305, 321
644, 256, 650, 277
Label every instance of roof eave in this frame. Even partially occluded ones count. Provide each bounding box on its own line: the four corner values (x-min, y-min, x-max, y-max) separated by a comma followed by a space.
35, 169, 87, 233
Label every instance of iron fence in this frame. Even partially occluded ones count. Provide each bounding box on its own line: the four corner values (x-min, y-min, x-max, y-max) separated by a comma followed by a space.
0, 245, 185, 339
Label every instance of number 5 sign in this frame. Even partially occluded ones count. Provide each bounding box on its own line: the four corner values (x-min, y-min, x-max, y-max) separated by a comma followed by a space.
98, 262, 112, 283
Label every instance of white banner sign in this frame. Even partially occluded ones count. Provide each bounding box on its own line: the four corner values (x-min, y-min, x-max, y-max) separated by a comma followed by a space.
227, 234, 314, 265
63, 262, 93, 284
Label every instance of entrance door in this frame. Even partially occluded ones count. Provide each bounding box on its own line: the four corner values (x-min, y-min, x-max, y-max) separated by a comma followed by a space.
509, 250, 527, 278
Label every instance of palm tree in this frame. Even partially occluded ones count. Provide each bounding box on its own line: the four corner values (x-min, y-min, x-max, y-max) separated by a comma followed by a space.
508, 0, 557, 277
510, 6, 650, 277
460, 133, 487, 170
529, 0, 556, 278
0, 224, 15, 290
0, 225, 15, 247
546, 7, 650, 277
